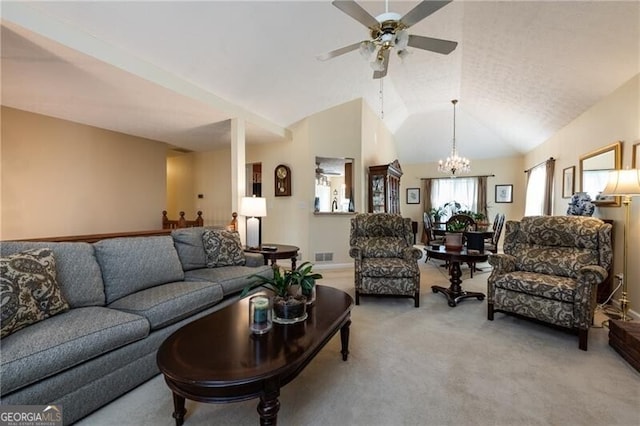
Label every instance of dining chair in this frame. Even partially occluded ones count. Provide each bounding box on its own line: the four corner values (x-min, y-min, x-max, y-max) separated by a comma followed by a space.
485, 213, 505, 254
423, 213, 444, 263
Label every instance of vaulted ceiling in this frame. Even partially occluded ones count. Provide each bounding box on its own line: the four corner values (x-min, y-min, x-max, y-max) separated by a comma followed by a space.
2, 1, 639, 165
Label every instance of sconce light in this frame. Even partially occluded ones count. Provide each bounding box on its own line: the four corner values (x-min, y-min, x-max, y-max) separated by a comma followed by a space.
239, 196, 267, 249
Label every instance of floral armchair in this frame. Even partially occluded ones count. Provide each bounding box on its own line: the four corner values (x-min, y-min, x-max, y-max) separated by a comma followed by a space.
487, 215, 612, 350
349, 213, 422, 307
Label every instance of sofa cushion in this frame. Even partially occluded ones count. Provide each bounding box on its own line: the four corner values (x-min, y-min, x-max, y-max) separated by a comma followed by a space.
94, 236, 185, 304
492, 271, 577, 303
1, 248, 69, 338
184, 265, 273, 296
108, 281, 223, 330
0, 306, 148, 395
171, 227, 209, 271
202, 229, 245, 267
360, 257, 418, 278
0, 241, 105, 308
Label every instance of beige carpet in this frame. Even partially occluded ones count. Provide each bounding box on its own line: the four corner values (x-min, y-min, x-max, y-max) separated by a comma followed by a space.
77, 252, 640, 426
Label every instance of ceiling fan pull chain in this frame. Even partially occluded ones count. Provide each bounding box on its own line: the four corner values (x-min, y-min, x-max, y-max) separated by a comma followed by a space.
379, 78, 385, 119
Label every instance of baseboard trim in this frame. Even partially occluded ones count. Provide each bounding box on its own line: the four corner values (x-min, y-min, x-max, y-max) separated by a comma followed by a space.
312, 263, 353, 270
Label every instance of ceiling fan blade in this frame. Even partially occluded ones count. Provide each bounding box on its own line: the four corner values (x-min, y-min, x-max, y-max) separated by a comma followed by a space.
407, 34, 458, 55
373, 48, 390, 79
316, 41, 362, 61
332, 0, 379, 29
401, 0, 452, 28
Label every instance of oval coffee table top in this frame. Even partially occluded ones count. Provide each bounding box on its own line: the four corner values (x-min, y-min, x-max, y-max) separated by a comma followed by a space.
157, 285, 353, 401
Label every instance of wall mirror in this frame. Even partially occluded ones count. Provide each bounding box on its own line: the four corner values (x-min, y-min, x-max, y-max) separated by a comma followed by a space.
315, 157, 354, 213
579, 141, 622, 206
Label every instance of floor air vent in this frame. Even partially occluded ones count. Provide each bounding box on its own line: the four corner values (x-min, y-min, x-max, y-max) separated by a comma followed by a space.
314, 252, 334, 262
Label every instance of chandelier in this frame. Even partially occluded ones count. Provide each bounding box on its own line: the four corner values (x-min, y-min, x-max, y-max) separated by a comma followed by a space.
438, 99, 471, 177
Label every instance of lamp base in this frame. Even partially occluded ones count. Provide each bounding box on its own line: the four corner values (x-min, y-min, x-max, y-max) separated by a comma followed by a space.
246, 217, 260, 249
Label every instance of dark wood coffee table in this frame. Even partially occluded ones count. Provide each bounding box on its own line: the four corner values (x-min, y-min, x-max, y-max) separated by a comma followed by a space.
425, 246, 488, 307
156, 285, 353, 425
244, 243, 299, 270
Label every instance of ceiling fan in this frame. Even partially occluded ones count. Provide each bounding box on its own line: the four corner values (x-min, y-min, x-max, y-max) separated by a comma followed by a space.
315, 163, 341, 176
318, 0, 458, 79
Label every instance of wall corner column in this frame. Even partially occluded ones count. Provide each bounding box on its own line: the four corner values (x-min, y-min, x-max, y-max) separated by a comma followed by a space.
231, 118, 247, 244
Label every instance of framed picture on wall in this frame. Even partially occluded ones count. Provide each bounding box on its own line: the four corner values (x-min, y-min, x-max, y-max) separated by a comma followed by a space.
633, 141, 640, 168
562, 166, 575, 198
406, 188, 420, 204
495, 184, 513, 203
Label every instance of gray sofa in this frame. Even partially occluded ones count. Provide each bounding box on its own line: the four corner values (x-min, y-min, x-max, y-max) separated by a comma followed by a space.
0, 227, 272, 424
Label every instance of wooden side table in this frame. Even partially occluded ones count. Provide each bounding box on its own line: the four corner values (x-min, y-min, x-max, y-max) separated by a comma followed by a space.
244, 244, 299, 270
609, 320, 640, 373
425, 246, 488, 307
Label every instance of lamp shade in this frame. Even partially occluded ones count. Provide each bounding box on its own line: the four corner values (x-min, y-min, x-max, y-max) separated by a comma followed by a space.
601, 169, 640, 196
240, 196, 267, 217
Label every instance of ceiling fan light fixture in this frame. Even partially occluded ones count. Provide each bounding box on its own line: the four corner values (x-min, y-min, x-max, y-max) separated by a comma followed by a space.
395, 30, 409, 50
370, 59, 385, 72
438, 99, 471, 177
397, 49, 411, 60
359, 41, 375, 59
370, 50, 386, 71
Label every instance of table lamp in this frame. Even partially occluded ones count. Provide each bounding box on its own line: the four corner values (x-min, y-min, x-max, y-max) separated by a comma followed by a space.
240, 196, 267, 249
601, 168, 640, 321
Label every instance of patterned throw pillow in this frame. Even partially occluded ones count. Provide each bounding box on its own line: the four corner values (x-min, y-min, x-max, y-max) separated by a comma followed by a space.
1, 248, 69, 338
202, 229, 246, 267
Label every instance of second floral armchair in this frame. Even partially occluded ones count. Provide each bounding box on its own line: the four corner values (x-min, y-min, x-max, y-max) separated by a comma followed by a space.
349, 213, 422, 307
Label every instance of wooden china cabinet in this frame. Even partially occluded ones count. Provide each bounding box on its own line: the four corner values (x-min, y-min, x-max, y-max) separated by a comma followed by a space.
368, 160, 403, 214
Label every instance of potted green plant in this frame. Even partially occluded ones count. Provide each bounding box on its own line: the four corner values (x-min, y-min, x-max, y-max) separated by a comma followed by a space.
429, 207, 445, 223
472, 212, 489, 230
242, 262, 322, 322
288, 261, 323, 305
444, 217, 468, 251
446, 218, 469, 232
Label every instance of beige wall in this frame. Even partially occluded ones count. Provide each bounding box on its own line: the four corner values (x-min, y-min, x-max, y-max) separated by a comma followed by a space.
166, 153, 195, 219
168, 147, 238, 229
1, 107, 167, 239
525, 73, 640, 317
244, 99, 370, 265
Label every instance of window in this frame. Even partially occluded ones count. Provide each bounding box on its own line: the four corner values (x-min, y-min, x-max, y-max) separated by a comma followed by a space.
431, 178, 478, 220
525, 163, 546, 216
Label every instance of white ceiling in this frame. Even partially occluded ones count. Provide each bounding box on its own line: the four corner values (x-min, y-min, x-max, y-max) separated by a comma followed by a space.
1, 1, 639, 164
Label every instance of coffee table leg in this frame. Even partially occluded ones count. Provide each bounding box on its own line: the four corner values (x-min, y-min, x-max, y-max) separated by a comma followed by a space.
171, 392, 186, 426
340, 318, 351, 361
257, 392, 280, 426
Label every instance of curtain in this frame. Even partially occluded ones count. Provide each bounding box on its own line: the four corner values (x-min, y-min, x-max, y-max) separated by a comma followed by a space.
544, 158, 555, 215
421, 179, 433, 244
524, 158, 555, 216
477, 176, 488, 220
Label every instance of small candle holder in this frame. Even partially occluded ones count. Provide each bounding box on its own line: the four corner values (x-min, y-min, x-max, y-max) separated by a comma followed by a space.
249, 295, 272, 335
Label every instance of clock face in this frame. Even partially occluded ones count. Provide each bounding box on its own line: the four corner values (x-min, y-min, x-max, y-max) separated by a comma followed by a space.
276, 166, 288, 179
